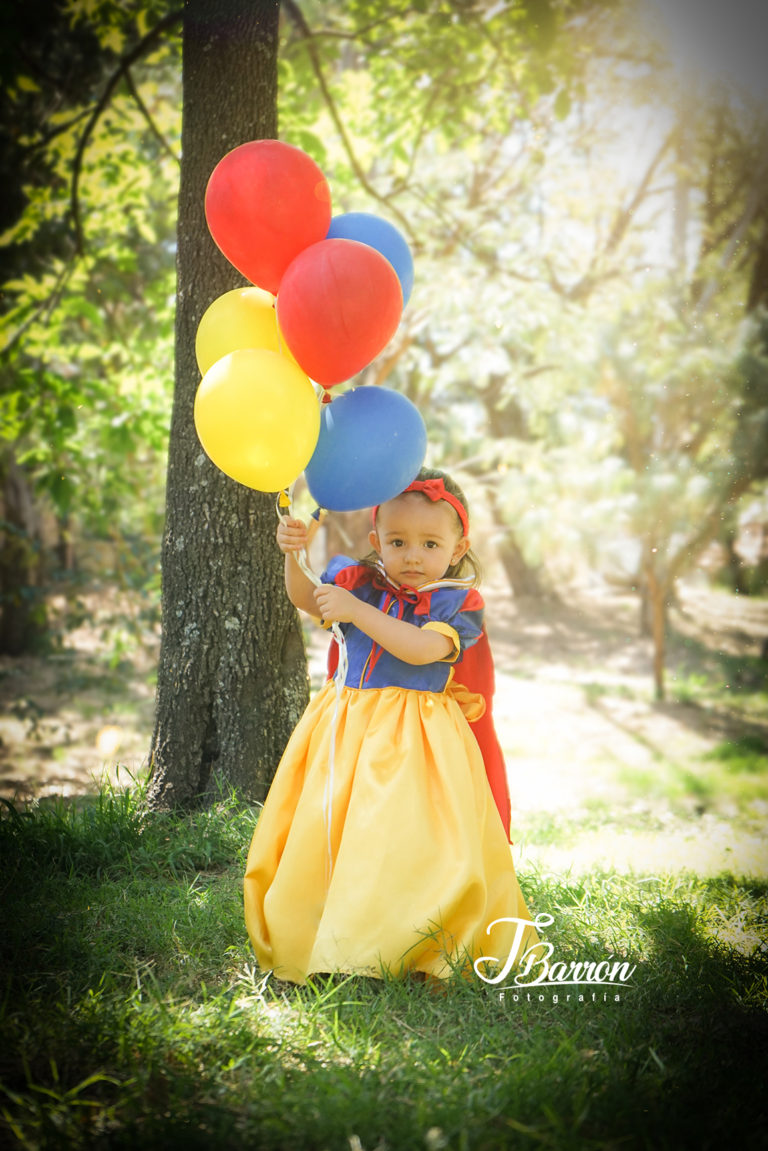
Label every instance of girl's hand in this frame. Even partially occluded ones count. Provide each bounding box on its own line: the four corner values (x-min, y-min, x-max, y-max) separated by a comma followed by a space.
276, 517, 308, 554
313, 584, 358, 624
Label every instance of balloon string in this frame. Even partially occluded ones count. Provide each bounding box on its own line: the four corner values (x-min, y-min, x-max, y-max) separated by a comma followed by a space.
276, 488, 347, 881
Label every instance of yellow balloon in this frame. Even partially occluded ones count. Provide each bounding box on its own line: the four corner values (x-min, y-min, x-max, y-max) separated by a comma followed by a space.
195, 287, 297, 375
194, 349, 320, 492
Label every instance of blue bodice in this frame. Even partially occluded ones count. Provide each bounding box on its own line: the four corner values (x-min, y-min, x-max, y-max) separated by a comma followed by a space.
321, 556, 484, 692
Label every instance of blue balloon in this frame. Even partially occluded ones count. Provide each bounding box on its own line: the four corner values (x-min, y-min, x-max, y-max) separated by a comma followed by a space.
304, 386, 427, 512
326, 213, 414, 305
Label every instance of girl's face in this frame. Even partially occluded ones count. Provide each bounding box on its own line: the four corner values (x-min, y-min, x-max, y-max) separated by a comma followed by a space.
369, 493, 470, 588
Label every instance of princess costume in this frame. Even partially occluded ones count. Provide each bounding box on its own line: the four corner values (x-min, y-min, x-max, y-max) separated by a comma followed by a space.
243, 556, 537, 984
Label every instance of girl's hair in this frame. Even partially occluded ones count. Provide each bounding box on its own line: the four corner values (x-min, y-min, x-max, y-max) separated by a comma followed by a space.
367, 467, 483, 587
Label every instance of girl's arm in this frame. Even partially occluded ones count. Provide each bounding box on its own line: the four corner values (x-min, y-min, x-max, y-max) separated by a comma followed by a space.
313, 583, 454, 666
276, 517, 320, 618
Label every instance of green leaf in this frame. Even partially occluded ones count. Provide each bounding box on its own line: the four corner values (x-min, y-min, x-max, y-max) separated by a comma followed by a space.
554, 87, 571, 120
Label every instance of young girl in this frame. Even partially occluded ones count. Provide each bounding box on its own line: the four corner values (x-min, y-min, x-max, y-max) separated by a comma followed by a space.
243, 468, 536, 984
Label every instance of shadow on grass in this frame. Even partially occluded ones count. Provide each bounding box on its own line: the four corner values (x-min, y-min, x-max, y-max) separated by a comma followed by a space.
666, 621, 768, 705
494, 591, 649, 677
615, 895, 768, 1147
1, 793, 767, 1150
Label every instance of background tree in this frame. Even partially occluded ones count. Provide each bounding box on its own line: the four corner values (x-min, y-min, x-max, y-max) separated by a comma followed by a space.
588, 82, 768, 699
289, 1, 768, 704
1, 0, 608, 803
278, 0, 600, 593
0, 0, 181, 652
146, 0, 313, 809
150, 0, 616, 806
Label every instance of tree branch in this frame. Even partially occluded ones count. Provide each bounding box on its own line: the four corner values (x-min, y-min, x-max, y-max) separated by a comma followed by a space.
123, 66, 181, 167
24, 109, 91, 155
282, 8, 406, 44
281, 0, 414, 239
667, 474, 755, 584
694, 139, 768, 317
604, 130, 673, 259
1, 259, 78, 360
559, 130, 674, 304
70, 7, 183, 254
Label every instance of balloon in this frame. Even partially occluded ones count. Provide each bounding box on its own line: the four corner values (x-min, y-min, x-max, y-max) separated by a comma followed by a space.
304, 386, 427, 511
195, 287, 296, 375
277, 239, 403, 387
194, 349, 320, 492
327, 212, 414, 304
205, 140, 332, 294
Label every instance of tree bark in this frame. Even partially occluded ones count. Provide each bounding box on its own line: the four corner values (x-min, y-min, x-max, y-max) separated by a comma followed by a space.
486, 483, 544, 598
0, 451, 48, 655
645, 561, 668, 702
148, 0, 310, 809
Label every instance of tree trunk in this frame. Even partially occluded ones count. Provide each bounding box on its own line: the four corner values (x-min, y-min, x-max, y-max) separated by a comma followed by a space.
0, 451, 48, 655
645, 562, 668, 702
638, 584, 651, 638
722, 531, 750, 595
148, 0, 309, 809
487, 484, 544, 598
672, 109, 692, 279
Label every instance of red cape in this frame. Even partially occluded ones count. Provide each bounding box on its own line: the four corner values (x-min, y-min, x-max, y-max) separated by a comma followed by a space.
453, 627, 512, 841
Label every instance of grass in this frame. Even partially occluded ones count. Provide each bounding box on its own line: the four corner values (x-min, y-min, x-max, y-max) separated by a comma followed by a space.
1, 780, 767, 1151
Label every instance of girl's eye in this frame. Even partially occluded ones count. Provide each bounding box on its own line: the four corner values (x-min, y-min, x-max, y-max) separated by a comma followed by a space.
424, 541, 438, 549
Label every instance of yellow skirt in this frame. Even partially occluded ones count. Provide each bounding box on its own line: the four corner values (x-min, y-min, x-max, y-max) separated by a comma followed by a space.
243, 681, 537, 984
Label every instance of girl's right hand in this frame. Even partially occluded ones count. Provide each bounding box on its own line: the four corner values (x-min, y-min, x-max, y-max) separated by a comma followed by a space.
276, 516, 308, 554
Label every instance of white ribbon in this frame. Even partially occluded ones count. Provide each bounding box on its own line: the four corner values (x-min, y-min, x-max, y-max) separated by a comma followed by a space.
277, 489, 348, 879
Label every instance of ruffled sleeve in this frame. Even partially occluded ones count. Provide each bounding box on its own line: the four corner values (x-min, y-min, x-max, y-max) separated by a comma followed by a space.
421, 587, 484, 663
320, 557, 380, 610
320, 556, 369, 586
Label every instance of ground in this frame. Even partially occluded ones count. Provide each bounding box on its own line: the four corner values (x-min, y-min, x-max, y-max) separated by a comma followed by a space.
1, 576, 766, 880
487, 581, 768, 880
0, 585, 159, 800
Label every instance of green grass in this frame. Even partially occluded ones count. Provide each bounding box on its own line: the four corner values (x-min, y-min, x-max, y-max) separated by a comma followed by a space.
1, 783, 767, 1150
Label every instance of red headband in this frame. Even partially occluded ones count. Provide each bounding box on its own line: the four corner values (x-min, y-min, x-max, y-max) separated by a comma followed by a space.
372, 477, 469, 537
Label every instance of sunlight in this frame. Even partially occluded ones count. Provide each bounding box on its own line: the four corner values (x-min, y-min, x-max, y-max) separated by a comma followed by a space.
96, 725, 123, 757
520, 817, 768, 881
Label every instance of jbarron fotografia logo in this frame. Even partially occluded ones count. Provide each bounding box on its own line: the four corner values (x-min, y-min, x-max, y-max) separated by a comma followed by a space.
474, 913, 636, 1002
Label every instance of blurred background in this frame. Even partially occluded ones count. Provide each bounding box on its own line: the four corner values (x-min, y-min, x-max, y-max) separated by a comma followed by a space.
1, 0, 766, 820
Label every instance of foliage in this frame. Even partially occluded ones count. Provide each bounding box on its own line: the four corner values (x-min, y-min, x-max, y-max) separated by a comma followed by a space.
0, 2, 181, 584
278, 1, 768, 704
0, 0, 597, 650
281, 1, 768, 593
1, 779, 766, 1149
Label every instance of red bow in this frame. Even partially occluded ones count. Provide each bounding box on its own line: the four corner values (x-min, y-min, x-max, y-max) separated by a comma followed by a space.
371, 572, 431, 612
363, 576, 433, 682
371, 477, 469, 537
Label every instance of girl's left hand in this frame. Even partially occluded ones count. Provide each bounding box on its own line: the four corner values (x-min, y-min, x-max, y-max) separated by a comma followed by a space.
313, 584, 358, 624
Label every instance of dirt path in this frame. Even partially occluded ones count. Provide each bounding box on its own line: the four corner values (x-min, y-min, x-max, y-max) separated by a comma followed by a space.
483, 583, 768, 877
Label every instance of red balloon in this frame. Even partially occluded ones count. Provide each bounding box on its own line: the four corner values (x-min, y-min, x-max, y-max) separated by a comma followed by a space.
276, 239, 403, 386
205, 140, 332, 294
